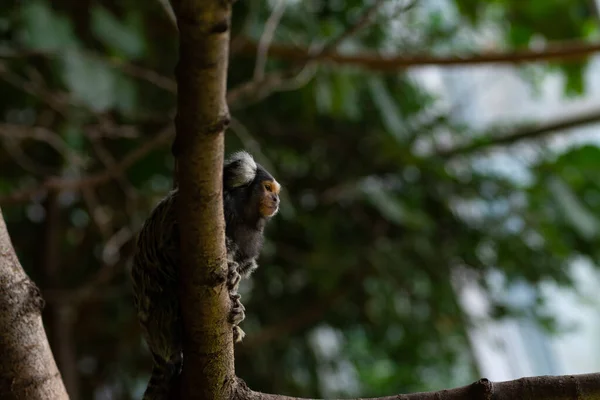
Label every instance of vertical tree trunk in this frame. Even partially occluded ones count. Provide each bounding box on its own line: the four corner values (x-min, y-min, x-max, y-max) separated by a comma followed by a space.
0, 208, 69, 400
169, 0, 237, 399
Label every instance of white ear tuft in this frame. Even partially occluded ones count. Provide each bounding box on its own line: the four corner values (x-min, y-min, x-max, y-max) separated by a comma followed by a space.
224, 151, 258, 188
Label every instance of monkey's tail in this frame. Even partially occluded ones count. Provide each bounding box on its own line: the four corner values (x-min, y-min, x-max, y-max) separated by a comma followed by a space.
142, 353, 182, 400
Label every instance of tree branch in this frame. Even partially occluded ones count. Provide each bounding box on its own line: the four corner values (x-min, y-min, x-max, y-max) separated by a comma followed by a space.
0, 124, 173, 205
239, 287, 347, 351
0, 207, 69, 399
1, 48, 177, 93
438, 108, 600, 158
253, 0, 287, 82
235, 38, 600, 70
228, 0, 389, 108
234, 373, 600, 400
169, 0, 235, 399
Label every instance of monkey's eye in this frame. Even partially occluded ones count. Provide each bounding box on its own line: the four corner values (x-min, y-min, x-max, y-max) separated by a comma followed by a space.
264, 183, 272, 192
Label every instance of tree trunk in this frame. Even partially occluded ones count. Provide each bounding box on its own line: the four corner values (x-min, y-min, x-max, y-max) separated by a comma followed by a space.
169, 0, 237, 399
0, 207, 69, 400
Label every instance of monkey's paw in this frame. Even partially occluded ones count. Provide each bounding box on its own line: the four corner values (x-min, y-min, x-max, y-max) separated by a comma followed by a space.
233, 326, 246, 343
227, 266, 241, 291
228, 292, 245, 326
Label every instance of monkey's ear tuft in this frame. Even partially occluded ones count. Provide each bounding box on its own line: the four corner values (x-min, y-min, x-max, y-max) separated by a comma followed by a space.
224, 151, 258, 188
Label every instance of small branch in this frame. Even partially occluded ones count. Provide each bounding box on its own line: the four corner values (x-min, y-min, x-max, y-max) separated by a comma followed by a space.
70, 226, 135, 304
88, 133, 138, 200
104, 57, 177, 92
322, 0, 386, 53
157, 0, 178, 29
228, 66, 315, 108
438, 108, 600, 158
1, 139, 52, 176
240, 288, 347, 350
229, 0, 389, 108
1, 49, 177, 93
0, 63, 72, 114
253, 0, 287, 82
0, 123, 88, 168
235, 373, 600, 400
235, 38, 600, 71
0, 125, 173, 205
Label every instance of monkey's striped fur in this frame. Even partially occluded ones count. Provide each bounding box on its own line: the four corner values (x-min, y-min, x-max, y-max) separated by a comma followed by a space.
131, 151, 280, 400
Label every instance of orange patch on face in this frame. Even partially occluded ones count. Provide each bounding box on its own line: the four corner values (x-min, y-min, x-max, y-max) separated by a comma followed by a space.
260, 179, 280, 217
262, 180, 281, 194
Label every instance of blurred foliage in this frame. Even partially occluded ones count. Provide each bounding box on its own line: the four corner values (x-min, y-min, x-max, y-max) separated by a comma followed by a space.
1, 0, 600, 399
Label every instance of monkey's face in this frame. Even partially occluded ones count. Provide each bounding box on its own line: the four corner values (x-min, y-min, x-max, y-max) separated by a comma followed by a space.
258, 179, 281, 218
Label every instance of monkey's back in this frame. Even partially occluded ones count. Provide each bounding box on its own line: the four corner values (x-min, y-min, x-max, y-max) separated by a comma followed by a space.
130, 190, 183, 399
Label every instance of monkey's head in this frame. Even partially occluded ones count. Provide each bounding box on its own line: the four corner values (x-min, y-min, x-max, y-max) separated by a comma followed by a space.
223, 151, 281, 221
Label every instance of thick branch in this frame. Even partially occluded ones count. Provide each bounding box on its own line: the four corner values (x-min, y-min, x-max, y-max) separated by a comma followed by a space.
0, 208, 68, 400
236, 38, 600, 70
439, 108, 600, 158
169, 0, 235, 399
235, 373, 600, 400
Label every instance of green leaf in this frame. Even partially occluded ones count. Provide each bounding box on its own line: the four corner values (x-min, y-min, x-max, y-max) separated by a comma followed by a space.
562, 63, 586, 96
60, 49, 137, 113
360, 179, 432, 230
315, 74, 333, 114
19, 1, 78, 51
548, 177, 599, 240
367, 76, 404, 140
113, 72, 138, 114
554, 145, 600, 171
328, 71, 361, 120
91, 6, 146, 60
61, 49, 117, 112
62, 123, 84, 152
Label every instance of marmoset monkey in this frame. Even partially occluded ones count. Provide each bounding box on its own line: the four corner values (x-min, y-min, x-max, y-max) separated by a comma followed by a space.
130, 151, 281, 400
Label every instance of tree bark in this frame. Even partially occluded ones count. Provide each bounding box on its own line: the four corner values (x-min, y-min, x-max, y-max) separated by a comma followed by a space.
0, 207, 69, 400
169, 0, 236, 399
235, 38, 600, 70
438, 108, 600, 158
234, 373, 600, 400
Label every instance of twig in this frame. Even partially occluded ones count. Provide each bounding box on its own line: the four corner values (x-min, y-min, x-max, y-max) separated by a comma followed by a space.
1, 48, 177, 93
228, 64, 317, 108
437, 107, 600, 158
89, 133, 138, 198
105, 57, 176, 92
157, 0, 178, 29
0, 125, 174, 205
0, 64, 72, 114
1, 137, 51, 176
0, 124, 87, 168
239, 287, 347, 350
43, 224, 135, 306
229, 0, 391, 108
253, 0, 288, 82
322, 0, 387, 53
81, 187, 112, 239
